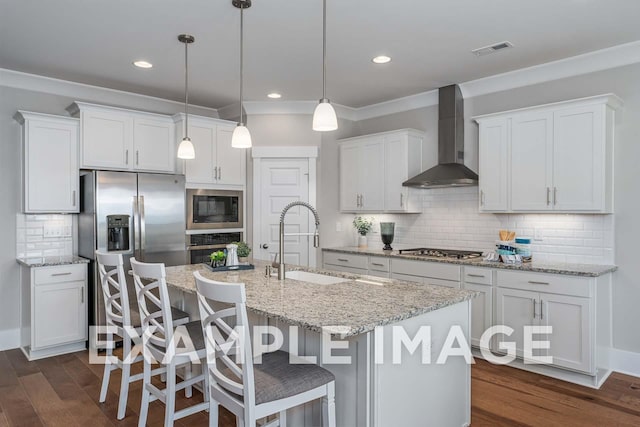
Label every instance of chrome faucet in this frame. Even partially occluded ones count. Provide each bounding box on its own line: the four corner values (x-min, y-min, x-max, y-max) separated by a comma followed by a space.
278, 201, 320, 280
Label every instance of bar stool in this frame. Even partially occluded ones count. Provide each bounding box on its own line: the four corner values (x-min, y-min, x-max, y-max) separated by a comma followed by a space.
95, 251, 191, 420
131, 258, 209, 427
194, 271, 336, 427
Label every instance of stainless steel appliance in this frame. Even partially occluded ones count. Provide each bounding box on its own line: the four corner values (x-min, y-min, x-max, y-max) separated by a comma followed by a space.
186, 189, 243, 230
397, 248, 483, 260
78, 171, 187, 344
187, 231, 243, 264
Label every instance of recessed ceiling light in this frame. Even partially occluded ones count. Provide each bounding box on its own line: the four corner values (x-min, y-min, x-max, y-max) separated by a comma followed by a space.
133, 60, 153, 69
372, 55, 392, 64
267, 92, 282, 99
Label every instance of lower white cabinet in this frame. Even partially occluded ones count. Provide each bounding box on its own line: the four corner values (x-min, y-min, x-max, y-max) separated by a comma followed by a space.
21, 263, 88, 360
463, 267, 493, 349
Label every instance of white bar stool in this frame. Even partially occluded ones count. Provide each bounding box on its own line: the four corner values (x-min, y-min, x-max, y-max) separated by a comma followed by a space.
131, 258, 209, 427
194, 271, 336, 427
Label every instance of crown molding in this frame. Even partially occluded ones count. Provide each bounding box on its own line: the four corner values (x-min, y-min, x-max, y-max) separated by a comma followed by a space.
218, 100, 358, 121
0, 68, 219, 116
354, 90, 439, 121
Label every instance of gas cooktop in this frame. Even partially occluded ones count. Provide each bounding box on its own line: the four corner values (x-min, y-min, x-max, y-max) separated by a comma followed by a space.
397, 248, 483, 260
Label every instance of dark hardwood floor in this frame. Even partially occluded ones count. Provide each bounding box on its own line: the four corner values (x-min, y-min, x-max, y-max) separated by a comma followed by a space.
0, 348, 639, 426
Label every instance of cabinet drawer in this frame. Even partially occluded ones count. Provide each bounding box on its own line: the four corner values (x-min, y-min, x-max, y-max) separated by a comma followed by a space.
390, 273, 423, 284
323, 252, 369, 270
368, 256, 390, 272
496, 270, 592, 298
34, 264, 86, 285
463, 267, 493, 285
323, 264, 367, 275
423, 277, 460, 289
392, 259, 461, 281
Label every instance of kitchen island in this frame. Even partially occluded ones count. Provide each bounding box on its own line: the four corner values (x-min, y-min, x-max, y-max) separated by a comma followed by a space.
164, 261, 476, 427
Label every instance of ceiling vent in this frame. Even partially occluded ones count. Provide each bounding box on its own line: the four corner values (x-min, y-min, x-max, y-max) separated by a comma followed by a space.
472, 41, 514, 56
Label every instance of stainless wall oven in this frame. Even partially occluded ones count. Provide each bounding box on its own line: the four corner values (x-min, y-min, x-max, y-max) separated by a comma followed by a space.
188, 232, 243, 264
186, 189, 243, 230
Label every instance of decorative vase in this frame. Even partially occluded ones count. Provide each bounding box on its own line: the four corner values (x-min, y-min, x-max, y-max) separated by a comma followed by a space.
380, 222, 395, 251
358, 234, 368, 248
226, 244, 239, 266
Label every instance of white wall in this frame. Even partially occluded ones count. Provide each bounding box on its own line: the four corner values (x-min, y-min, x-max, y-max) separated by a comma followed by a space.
328, 63, 640, 354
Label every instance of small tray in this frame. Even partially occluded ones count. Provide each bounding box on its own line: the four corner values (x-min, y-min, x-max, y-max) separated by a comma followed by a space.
204, 264, 255, 272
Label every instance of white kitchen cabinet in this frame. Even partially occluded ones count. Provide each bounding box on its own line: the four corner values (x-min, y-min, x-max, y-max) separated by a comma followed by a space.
463, 267, 493, 349
67, 102, 176, 173
15, 111, 79, 213
495, 287, 538, 359
474, 94, 621, 213
20, 263, 88, 361
339, 129, 423, 213
174, 114, 245, 187
478, 117, 509, 212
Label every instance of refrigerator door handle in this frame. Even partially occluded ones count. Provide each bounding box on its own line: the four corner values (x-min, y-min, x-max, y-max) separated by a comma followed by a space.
139, 195, 146, 261
132, 196, 139, 259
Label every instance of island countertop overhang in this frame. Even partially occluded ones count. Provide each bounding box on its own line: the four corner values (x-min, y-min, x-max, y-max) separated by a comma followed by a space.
164, 261, 476, 338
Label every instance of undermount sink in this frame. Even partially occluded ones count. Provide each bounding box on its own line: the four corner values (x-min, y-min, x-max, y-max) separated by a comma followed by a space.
284, 270, 350, 285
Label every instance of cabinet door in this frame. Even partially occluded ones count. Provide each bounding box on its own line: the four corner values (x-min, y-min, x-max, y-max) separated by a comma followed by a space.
510, 112, 553, 211
25, 119, 79, 213
81, 110, 133, 170
553, 106, 605, 211
384, 134, 409, 211
464, 282, 492, 349
495, 287, 538, 358
133, 117, 174, 172
215, 126, 246, 186
360, 137, 385, 211
33, 281, 86, 349
542, 293, 593, 373
339, 143, 361, 212
478, 117, 509, 211
185, 122, 216, 184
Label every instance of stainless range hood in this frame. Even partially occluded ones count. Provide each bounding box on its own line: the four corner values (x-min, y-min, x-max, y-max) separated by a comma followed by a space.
403, 84, 478, 188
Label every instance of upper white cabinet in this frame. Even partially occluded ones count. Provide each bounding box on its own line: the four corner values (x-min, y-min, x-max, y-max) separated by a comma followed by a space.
174, 114, 245, 187
15, 111, 79, 213
339, 129, 423, 213
67, 102, 175, 173
474, 94, 621, 213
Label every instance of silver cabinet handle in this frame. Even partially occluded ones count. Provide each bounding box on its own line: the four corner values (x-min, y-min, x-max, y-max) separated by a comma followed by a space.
337, 258, 349, 262
553, 187, 558, 206
136, 150, 139, 166
72, 190, 76, 207
400, 193, 404, 208
480, 190, 485, 206
533, 299, 537, 319
214, 166, 218, 180
81, 287, 84, 303
218, 167, 222, 180
261, 243, 269, 249
51, 272, 72, 277
356, 194, 360, 207
546, 187, 551, 206
360, 194, 364, 208
540, 299, 544, 320
468, 274, 485, 278
371, 262, 384, 267
528, 280, 549, 285
125, 149, 129, 165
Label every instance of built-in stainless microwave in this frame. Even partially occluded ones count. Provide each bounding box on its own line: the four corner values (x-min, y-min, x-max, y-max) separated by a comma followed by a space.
186, 189, 243, 230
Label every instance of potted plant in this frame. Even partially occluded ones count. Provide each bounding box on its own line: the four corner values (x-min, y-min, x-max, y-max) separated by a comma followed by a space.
353, 216, 374, 248
233, 241, 251, 263
209, 250, 226, 268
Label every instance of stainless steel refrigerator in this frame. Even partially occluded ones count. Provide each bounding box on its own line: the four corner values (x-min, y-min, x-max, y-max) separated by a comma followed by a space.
78, 171, 187, 344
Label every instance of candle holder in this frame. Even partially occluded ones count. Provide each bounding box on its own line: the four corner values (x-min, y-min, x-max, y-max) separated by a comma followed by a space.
380, 222, 395, 251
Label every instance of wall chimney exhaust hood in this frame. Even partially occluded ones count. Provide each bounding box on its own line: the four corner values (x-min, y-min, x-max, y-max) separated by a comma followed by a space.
403, 84, 478, 188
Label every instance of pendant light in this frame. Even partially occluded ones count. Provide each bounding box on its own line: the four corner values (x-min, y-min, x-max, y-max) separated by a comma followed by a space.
231, 0, 252, 148
312, 0, 338, 131
177, 34, 196, 159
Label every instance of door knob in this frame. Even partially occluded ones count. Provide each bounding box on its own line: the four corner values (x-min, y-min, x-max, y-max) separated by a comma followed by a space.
261, 243, 269, 249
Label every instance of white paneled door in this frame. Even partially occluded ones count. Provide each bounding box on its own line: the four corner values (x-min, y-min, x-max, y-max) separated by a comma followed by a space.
255, 158, 311, 267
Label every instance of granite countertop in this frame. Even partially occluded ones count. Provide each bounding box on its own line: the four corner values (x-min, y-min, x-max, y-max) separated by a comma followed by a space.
323, 247, 617, 277
16, 255, 90, 268
164, 261, 476, 338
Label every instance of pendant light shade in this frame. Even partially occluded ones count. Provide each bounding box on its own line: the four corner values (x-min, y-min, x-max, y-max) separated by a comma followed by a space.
312, 0, 338, 132
177, 34, 196, 159
231, 0, 252, 148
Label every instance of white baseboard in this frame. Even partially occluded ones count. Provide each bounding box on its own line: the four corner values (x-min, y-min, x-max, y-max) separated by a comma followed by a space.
0, 328, 20, 351
610, 348, 640, 378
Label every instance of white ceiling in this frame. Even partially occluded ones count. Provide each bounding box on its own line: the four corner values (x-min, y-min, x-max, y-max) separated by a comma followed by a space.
1, 0, 640, 109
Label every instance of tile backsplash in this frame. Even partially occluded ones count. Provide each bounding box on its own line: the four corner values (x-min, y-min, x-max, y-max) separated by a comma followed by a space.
363, 187, 614, 264
16, 214, 74, 258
